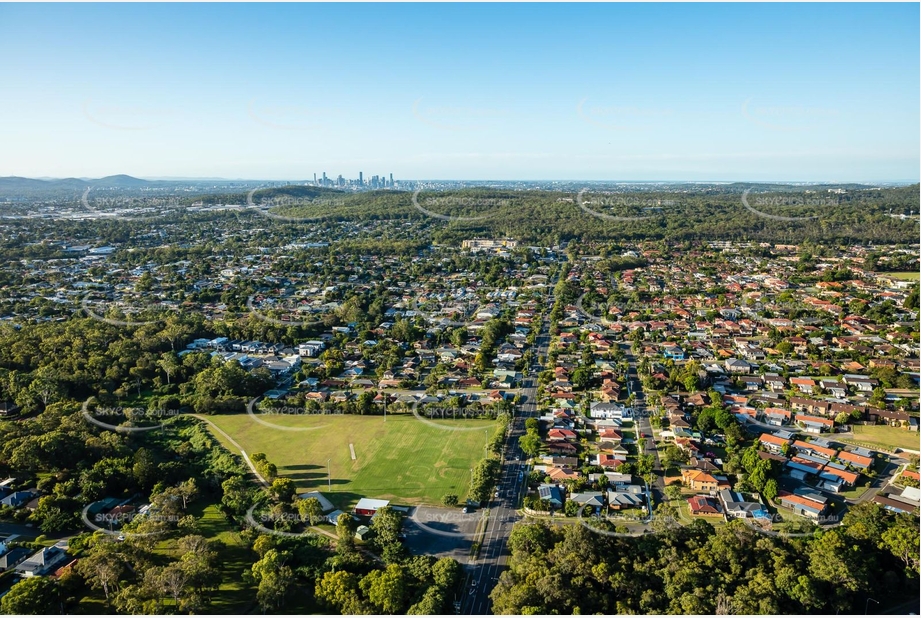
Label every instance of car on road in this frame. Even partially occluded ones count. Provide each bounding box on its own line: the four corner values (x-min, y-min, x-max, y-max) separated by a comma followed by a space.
462, 507, 469, 514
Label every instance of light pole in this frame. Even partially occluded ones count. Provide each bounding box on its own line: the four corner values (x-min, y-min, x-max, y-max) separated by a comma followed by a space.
865, 598, 878, 615
327, 458, 331, 490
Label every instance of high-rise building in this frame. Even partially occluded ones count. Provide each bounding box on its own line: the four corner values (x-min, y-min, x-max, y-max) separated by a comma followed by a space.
359, 171, 363, 186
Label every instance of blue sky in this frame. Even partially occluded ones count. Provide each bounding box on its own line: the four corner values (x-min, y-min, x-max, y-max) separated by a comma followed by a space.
0, 3, 917, 181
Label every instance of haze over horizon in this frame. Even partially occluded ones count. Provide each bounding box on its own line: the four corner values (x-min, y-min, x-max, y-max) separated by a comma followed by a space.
0, 3, 918, 182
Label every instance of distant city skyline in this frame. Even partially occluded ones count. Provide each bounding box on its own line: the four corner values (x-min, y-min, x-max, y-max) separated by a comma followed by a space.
0, 3, 918, 182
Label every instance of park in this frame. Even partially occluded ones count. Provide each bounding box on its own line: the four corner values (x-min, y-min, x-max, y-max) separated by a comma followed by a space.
202, 410, 499, 509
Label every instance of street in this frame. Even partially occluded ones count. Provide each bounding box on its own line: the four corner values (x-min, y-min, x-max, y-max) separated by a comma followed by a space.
458, 300, 552, 615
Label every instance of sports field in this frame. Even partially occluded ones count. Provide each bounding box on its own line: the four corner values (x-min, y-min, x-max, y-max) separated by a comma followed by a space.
852, 424, 920, 452
203, 410, 497, 509
887, 272, 920, 281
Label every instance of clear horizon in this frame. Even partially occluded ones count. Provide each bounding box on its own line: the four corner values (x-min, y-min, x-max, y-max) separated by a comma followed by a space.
1, 3, 918, 182
9, 174, 920, 185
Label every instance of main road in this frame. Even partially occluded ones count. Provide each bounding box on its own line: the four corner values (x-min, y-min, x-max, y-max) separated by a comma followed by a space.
460, 296, 553, 615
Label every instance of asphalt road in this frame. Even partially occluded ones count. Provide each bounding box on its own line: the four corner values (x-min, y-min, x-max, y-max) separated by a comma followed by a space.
459, 302, 553, 615
624, 346, 665, 504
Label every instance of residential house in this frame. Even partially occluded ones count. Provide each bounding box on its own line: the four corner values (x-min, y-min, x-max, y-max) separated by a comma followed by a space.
718, 490, 769, 519
537, 484, 565, 508
681, 469, 719, 493
762, 407, 791, 426
15, 546, 68, 577
777, 492, 828, 519
569, 491, 605, 513
759, 433, 790, 454
725, 358, 753, 374
837, 450, 874, 471
687, 495, 723, 515
0, 547, 30, 572
795, 414, 834, 434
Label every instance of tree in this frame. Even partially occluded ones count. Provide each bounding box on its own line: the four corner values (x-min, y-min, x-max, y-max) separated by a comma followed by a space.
295, 496, 324, 526
431, 557, 461, 588
441, 494, 459, 507
269, 477, 296, 504
880, 515, 920, 573
178, 537, 220, 602
775, 341, 794, 357
221, 476, 252, 515
156, 562, 191, 611
808, 529, 865, 593
1, 577, 58, 614
360, 563, 406, 614
336, 512, 356, 553
519, 431, 542, 457
664, 484, 683, 501
763, 478, 779, 502
76, 544, 126, 604
176, 478, 198, 510
250, 549, 295, 612
407, 585, 446, 614
315, 570, 360, 611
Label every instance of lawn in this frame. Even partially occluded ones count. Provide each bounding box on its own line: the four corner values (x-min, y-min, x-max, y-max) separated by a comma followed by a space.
203, 411, 497, 509
886, 271, 920, 281
851, 425, 920, 452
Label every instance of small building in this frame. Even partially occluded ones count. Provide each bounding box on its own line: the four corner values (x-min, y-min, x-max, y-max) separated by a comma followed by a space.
354, 498, 390, 517
354, 525, 373, 541
297, 491, 335, 513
